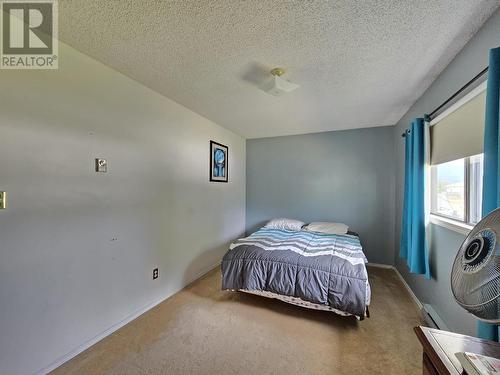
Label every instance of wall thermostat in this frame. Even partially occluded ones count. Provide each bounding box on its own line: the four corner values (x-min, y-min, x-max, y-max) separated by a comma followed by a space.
95, 158, 107, 173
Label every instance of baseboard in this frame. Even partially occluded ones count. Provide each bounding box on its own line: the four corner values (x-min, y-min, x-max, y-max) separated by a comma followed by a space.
366, 262, 394, 269
35, 260, 222, 375
422, 303, 449, 331
366, 262, 423, 310
37, 261, 420, 374
184, 261, 222, 289
391, 266, 424, 310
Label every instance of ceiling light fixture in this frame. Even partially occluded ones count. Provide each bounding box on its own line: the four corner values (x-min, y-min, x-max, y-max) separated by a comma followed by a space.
260, 67, 300, 97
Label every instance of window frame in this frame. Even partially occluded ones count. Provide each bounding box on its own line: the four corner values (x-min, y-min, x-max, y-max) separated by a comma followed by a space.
429, 156, 474, 225
427, 80, 487, 235
429, 214, 473, 236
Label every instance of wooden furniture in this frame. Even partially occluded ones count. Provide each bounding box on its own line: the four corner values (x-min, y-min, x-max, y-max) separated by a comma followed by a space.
414, 326, 500, 374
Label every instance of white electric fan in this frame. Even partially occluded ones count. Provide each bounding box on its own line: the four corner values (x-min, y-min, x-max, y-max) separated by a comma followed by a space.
451, 207, 500, 322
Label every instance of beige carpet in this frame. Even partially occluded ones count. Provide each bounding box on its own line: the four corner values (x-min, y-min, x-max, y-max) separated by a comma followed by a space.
52, 266, 423, 375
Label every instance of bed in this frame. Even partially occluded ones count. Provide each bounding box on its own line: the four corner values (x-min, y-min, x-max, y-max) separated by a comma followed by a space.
221, 227, 371, 319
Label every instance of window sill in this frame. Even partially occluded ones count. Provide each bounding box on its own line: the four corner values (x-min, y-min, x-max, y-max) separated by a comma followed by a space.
429, 214, 473, 236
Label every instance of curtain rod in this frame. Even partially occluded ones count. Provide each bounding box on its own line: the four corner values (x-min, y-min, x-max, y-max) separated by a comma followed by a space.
401, 66, 489, 137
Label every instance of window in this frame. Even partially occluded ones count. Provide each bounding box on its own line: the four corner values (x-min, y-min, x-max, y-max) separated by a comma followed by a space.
430, 154, 483, 225
469, 154, 483, 224
428, 80, 486, 231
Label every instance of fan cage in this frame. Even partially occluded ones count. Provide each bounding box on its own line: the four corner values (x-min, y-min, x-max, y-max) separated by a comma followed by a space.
451, 207, 500, 322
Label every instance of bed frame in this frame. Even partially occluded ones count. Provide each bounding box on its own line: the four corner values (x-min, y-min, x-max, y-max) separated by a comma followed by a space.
239, 289, 369, 320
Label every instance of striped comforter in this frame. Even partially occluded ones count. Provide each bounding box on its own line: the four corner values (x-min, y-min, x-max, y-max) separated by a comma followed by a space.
221, 228, 370, 318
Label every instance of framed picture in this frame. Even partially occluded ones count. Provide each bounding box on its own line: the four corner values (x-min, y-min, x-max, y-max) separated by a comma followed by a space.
210, 140, 228, 182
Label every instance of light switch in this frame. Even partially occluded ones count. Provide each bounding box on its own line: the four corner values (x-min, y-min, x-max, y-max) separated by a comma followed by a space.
0, 192, 6, 209
95, 158, 107, 173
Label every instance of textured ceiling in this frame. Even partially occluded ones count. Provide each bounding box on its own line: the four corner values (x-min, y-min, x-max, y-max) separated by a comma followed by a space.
59, 1, 500, 138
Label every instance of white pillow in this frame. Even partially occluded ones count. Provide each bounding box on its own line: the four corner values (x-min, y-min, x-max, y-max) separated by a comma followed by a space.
264, 218, 305, 231
303, 222, 349, 235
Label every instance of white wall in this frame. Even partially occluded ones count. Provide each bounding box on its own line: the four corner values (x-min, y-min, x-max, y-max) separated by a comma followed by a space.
0, 42, 246, 375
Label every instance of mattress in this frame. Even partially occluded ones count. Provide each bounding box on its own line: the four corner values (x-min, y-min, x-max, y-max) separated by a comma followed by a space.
221, 228, 371, 318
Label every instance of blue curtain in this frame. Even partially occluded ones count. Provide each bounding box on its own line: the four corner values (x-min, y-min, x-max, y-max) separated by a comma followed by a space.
478, 47, 500, 341
400, 118, 430, 278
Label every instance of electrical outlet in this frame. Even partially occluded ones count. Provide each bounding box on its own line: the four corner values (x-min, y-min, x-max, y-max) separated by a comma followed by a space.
0, 192, 6, 209
153, 268, 159, 280
95, 158, 107, 173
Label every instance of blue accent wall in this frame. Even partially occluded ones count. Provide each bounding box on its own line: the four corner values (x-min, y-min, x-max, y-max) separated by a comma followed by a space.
246, 126, 395, 264
246, 7, 500, 337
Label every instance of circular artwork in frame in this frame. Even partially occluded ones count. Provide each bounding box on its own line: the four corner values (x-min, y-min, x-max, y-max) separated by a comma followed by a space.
210, 140, 228, 182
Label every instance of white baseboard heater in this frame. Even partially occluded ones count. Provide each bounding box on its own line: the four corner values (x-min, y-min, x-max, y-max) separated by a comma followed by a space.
421, 304, 449, 331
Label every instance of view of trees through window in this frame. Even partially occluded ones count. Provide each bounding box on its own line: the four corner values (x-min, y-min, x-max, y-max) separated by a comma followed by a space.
430, 154, 483, 224
431, 159, 465, 221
